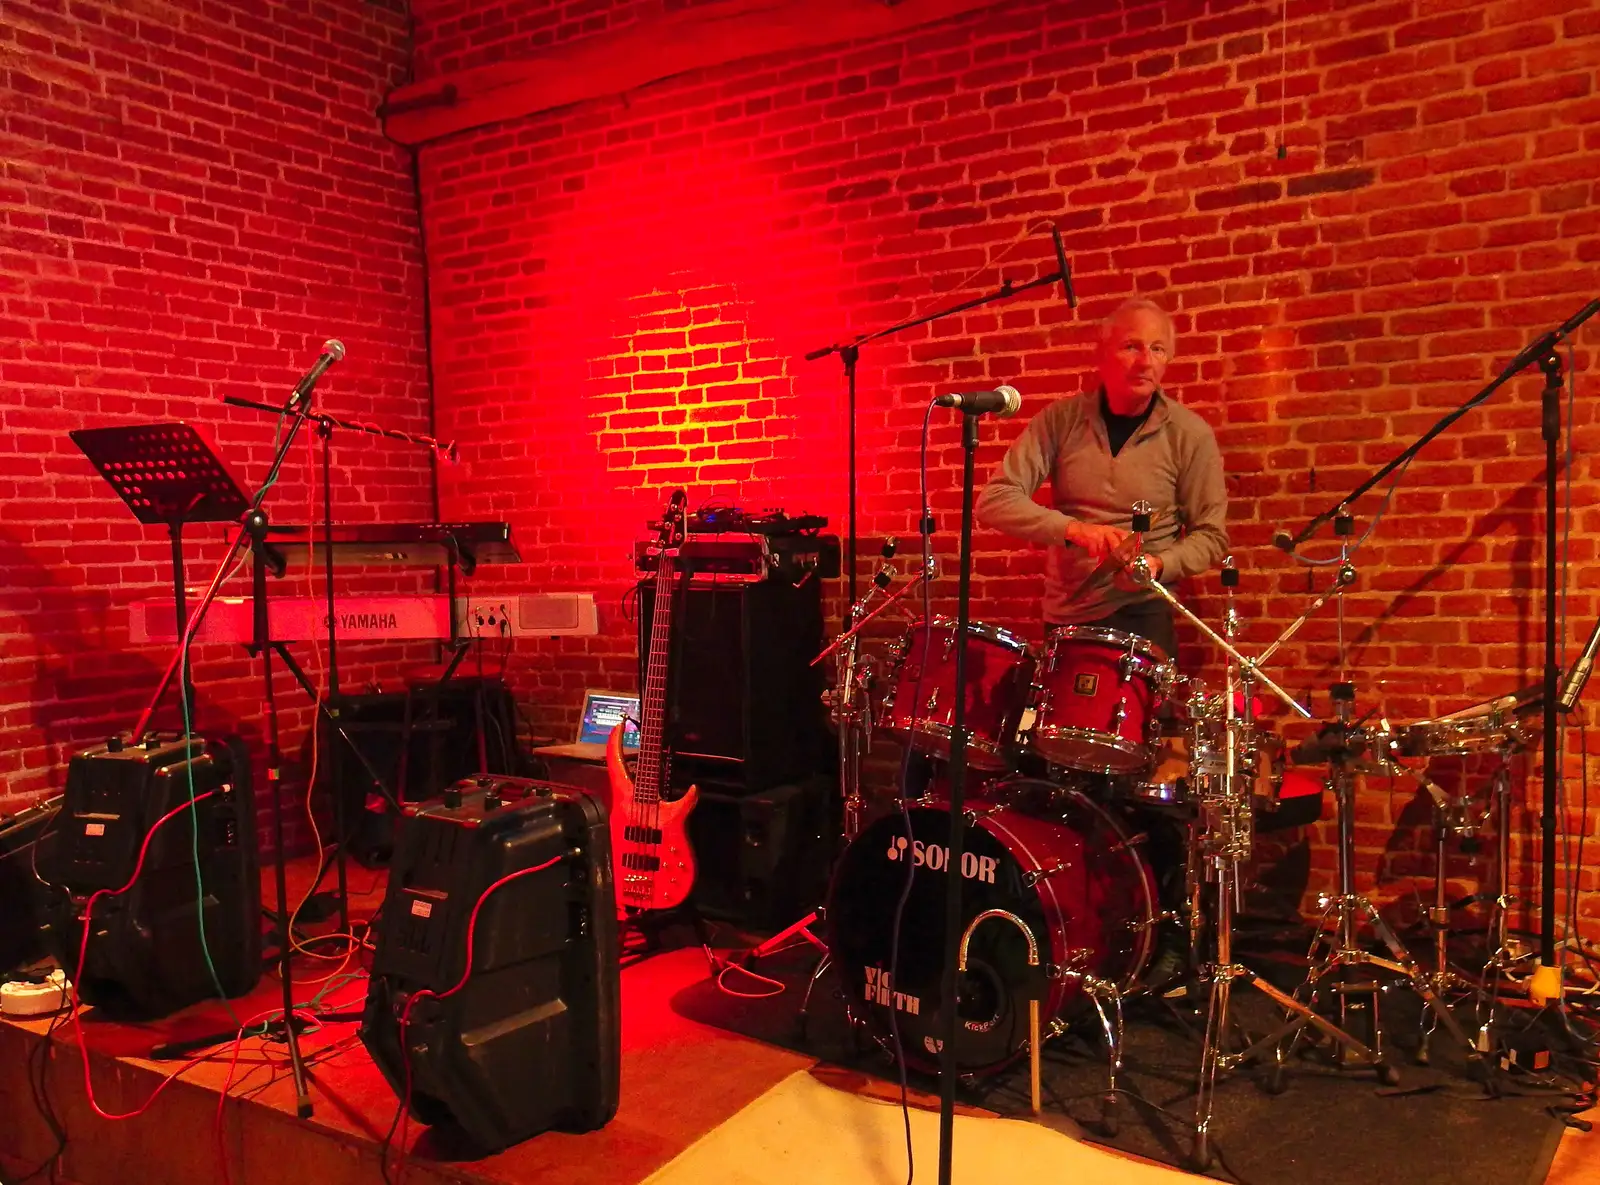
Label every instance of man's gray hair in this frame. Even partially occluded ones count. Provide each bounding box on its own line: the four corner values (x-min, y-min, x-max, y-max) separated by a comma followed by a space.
1097, 298, 1176, 353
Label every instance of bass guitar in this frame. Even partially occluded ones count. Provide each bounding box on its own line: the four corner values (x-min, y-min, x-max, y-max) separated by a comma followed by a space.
606, 490, 698, 915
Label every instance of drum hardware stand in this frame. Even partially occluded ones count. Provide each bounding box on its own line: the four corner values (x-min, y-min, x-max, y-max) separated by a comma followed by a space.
1289, 517, 1490, 1084
1413, 771, 1490, 1064
1279, 301, 1600, 1014
743, 544, 914, 1025
1128, 559, 1384, 1170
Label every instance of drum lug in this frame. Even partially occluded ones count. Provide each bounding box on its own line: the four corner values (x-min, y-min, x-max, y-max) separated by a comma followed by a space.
926, 687, 940, 714
943, 630, 957, 660
1023, 859, 1072, 887
963, 804, 1007, 826
1109, 700, 1127, 732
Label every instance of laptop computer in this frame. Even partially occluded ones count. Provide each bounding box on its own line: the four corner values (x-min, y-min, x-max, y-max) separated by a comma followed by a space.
531, 690, 642, 763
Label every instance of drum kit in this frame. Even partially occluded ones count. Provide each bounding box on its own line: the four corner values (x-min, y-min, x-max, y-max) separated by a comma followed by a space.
795, 506, 1538, 1168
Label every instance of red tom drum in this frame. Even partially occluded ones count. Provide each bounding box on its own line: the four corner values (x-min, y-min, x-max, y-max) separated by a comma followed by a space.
1024, 625, 1173, 774
878, 617, 1033, 771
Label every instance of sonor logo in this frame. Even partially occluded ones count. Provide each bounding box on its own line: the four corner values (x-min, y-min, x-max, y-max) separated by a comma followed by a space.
864, 966, 920, 1015
1074, 673, 1099, 696
885, 835, 998, 883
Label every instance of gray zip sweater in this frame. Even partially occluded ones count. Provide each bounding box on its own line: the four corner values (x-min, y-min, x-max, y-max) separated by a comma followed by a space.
975, 389, 1229, 625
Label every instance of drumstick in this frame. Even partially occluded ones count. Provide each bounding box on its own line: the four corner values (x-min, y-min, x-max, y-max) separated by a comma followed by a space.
1064, 523, 1148, 603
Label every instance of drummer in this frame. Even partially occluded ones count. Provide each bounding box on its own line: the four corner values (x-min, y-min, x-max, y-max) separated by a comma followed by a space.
975, 297, 1228, 661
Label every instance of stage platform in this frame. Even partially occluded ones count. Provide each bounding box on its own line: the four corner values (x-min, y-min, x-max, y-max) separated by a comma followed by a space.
1, 856, 1596, 1185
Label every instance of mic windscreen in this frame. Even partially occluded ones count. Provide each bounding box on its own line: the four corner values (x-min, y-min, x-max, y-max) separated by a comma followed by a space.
324, 338, 347, 362
1272, 529, 1294, 553
997, 384, 1022, 418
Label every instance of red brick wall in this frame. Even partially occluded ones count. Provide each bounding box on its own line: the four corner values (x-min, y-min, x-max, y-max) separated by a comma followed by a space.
417, 0, 1600, 932
410, 0, 728, 81
0, 0, 435, 848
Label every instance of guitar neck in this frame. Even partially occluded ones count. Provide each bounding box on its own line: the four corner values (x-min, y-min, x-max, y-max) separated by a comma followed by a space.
635, 555, 675, 807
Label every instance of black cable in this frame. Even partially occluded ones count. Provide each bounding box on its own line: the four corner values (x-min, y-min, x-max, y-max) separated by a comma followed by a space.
15, 1001, 69, 1184
378, 1094, 405, 1185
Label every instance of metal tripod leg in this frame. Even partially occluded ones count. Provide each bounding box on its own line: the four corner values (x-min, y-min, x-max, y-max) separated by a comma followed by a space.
1194, 860, 1386, 1171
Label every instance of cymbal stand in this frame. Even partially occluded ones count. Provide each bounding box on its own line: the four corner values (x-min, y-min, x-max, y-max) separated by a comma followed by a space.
1475, 752, 1529, 1049
1412, 768, 1489, 1063
1287, 515, 1484, 1081
1125, 561, 1379, 1170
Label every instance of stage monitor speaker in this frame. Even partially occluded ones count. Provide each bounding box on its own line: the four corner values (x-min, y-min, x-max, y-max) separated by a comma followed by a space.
687, 774, 836, 932
360, 775, 619, 1153
636, 579, 828, 793
39, 735, 261, 1018
1, 797, 60, 976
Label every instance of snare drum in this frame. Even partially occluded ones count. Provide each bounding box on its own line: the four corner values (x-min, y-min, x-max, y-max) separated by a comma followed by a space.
878, 617, 1034, 771
1024, 626, 1173, 773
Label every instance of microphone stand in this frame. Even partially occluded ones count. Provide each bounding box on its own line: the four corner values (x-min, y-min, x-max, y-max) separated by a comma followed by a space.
805, 249, 1074, 614
1281, 299, 1598, 553
935, 404, 983, 1185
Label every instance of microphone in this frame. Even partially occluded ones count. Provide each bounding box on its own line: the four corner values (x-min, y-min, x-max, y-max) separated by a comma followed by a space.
1272, 529, 1295, 553
1558, 615, 1600, 713
1050, 224, 1076, 309
880, 535, 898, 560
934, 385, 1022, 417
291, 339, 345, 408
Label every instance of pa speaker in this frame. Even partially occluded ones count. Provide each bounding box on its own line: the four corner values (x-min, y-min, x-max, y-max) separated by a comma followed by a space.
40, 735, 261, 1018
636, 579, 829, 793
687, 774, 836, 931
360, 776, 619, 1153
1, 797, 60, 975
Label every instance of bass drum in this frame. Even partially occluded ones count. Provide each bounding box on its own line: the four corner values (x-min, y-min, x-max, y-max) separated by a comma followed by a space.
826, 785, 1156, 1076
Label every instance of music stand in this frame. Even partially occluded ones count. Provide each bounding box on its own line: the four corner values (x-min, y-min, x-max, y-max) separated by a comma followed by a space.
71, 423, 250, 715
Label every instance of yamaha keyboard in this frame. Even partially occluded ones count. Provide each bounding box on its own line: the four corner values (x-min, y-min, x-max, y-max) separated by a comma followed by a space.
131, 596, 455, 644
261, 521, 519, 573
130, 591, 601, 644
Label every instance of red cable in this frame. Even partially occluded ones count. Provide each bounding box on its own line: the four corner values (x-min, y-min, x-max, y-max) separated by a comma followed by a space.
386, 852, 567, 1184
214, 1006, 322, 1185
69, 790, 218, 1121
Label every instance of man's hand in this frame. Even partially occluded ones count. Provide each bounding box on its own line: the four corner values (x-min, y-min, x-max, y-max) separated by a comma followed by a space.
1065, 520, 1131, 561
1116, 551, 1163, 590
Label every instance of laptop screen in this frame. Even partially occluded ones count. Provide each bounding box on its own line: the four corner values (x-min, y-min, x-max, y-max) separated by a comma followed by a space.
578, 691, 641, 748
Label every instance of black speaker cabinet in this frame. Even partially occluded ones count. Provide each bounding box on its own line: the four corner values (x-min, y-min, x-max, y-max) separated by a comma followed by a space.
360, 776, 619, 1153
328, 681, 518, 867
636, 579, 829, 793
40, 735, 261, 1018
687, 775, 835, 931
1, 797, 60, 975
